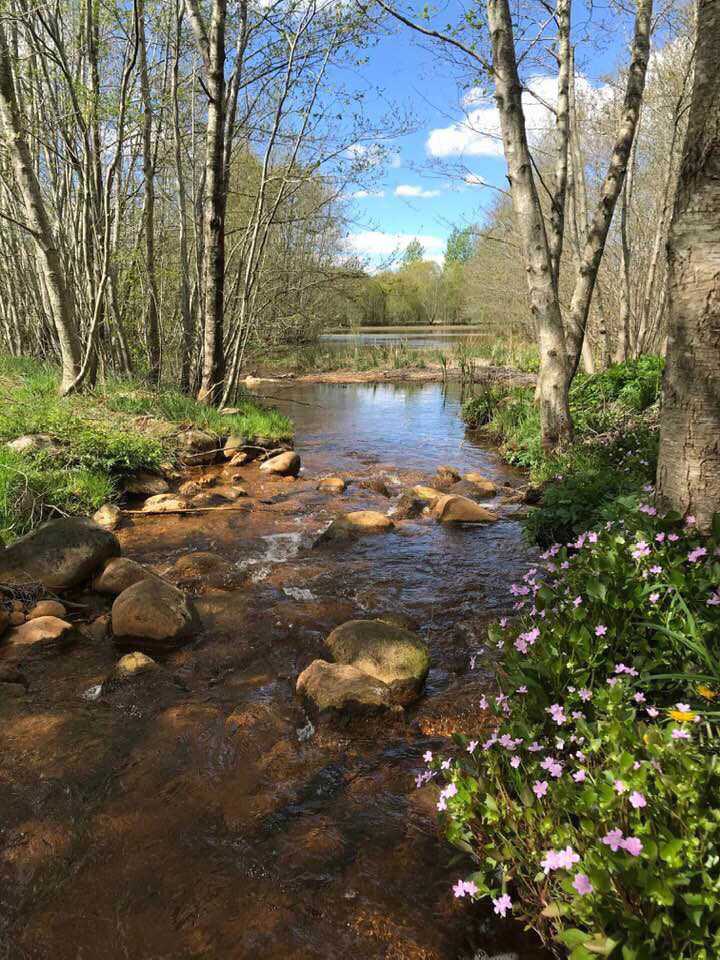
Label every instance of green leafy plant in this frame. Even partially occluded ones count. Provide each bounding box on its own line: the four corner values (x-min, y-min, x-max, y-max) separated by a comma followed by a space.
425, 505, 720, 959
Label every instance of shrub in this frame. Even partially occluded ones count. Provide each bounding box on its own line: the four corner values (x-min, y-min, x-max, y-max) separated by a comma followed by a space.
462, 359, 664, 545
425, 504, 720, 959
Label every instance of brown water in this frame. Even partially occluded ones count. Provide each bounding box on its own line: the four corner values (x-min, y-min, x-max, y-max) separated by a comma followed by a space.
0, 381, 548, 960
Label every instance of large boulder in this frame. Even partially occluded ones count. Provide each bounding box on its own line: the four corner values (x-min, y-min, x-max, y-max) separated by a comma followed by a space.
27, 600, 67, 620
325, 619, 430, 705
259, 451, 301, 477
316, 511, 394, 543
190, 485, 247, 508
296, 660, 392, 715
451, 479, 497, 502
317, 476, 347, 494
436, 465, 460, 484
412, 485, 444, 504
0, 518, 120, 590
3, 616, 76, 657
142, 493, 192, 513
101, 651, 159, 694
111, 579, 197, 649
94, 557, 158, 596
93, 503, 122, 531
223, 435, 248, 459
392, 493, 426, 520
177, 429, 218, 465
124, 472, 170, 496
432, 494, 498, 524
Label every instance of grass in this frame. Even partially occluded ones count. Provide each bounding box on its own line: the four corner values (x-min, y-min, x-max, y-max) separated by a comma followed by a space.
462, 356, 664, 545
250, 336, 539, 376
0, 356, 292, 543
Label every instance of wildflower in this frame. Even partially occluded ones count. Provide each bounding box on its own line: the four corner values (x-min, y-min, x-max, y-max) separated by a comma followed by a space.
629, 791, 647, 809
607, 677, 619, 687
492, 893, 512, 917
622, 837, 643, 857
516, 685, 528, 694
548, 704, 567, 726
668, 533, 680, 542
633, 691, 646, 703
555, 846, 580, 869
572, 873, 593, 896
510, 755, 521, 769
631, 541, 651, 560
707, 591, 720, 607
698, 685, 718, 701
685, 515, 696, 526
588, 532, 598, 544
441, 759, 451, 770
688, 547, 707, 564
649, 592, 660, 603
646, 706, 659, 718
467, 740, 478, 753
573, 595, 583, 607
595, 624, 608, 637
573, 769, 586, 783
602, 829, 625, 851
672, 728, 691, 740
478, 696, 488, 710
579, 688, 593, 702
499, 617, 508, 628
613, 780, 627, 794
453, 879, 478, 898
528, 741, 543, 752
639, 504, 657, 516
649, 565, 662, 574
533, 780, 548, 799
655, 532, 665, 543
423, 751, 433, 763
669, 706, 697, 722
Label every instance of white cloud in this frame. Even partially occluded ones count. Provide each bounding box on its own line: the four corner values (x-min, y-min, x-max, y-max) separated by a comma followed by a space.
346, 189, 385, 199
427, 75, 610, 159
394, 184, 442, 199
344, 230, 445, 264
345, 143, 401, 170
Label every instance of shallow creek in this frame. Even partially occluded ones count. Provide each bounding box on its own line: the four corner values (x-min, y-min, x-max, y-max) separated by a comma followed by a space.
0, 381, 549, 960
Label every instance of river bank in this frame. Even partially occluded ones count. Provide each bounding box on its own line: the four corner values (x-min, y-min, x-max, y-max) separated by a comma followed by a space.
248, 362, 536, 387
0, 378, 550, 960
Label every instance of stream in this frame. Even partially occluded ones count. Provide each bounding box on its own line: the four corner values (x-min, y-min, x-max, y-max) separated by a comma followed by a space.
0, 380, 549, 960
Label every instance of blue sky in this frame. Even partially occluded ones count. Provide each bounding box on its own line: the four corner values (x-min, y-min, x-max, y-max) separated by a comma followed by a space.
334, 0, 637, 269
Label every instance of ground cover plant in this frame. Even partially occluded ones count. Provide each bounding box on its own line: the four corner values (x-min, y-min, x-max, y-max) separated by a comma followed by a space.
463, 358, 663, 544
0, 356, 291, 542
422, 501, 720, 959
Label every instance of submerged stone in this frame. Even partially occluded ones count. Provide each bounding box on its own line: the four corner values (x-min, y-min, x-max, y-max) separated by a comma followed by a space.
296, 659, 392, 714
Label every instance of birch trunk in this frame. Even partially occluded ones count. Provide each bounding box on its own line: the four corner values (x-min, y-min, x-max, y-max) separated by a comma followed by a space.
139, 0, 161, 383
487, 0, 572, 448
656, 0, 720, 532
0, 20, 81, 394
564, 0, 652, 375
186, 0, 227, 404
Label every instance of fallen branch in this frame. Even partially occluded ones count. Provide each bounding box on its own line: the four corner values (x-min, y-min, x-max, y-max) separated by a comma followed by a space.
122, 504, 254, 516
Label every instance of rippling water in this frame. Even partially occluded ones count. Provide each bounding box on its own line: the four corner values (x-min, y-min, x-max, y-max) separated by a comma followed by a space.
0, 380, 548, 960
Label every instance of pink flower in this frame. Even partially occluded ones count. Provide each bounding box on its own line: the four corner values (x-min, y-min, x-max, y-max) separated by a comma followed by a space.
467, 740, 478, 753
579, 688, 593, 702
649, 565, 662, 574
685, 515, 696, 526
573, 769, 586, 783
646, 706, 659, 718
688, 547, 707, 564
633, 692, 646, 703
655, 532, 665, 543
492, 893, 512, 917
629, 791, 647, 809
548, 704, 567, 726
622, 836, 643, 857
423, 751, 433, 763
533, 780, 548, 798
452, 879, 465, 898
613, 780, 627, 794
573, 596, 583, 607
649, 592, 660, 603
510, 755, 521, 769
516, 685, 528, 694
595, 624, 608, 637
672, 728, 691, 740
602, 829, 625, 852
668, 533, 680, 542
572, 873, 593, 896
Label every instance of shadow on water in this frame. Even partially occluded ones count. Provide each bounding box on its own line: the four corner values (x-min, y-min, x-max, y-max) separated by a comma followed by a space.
0, 380, 549, 960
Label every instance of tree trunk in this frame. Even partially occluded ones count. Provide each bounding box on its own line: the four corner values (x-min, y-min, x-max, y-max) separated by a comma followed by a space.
656, 0, 720, 532
565, 0, 652, 375
186, 0, 227, 404
0, 20, 81, 394
139, 0, 161, 384
486, 0, 572, 448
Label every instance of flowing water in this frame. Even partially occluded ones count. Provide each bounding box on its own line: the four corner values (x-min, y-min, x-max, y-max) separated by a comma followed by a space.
0, 380, 549, 960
